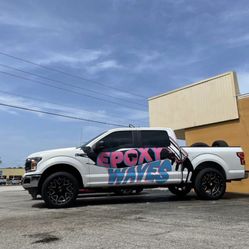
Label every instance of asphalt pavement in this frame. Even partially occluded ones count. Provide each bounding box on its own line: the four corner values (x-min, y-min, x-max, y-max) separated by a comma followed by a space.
0, 186, 249, 249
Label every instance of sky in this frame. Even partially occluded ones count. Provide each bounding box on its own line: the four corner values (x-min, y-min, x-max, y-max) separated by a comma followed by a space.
0, 0, 249, 167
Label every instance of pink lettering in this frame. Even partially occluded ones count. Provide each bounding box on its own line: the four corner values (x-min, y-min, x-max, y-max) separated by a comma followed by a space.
138, 148, 153, 164
152, 148, 163, 161
124, 149, 138, 167
110, 151, 123, 168
97, 152, 111, 167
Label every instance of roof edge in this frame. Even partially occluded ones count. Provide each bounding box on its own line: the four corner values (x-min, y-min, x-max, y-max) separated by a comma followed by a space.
148, 71, 235, 101
238, 93, 249, 99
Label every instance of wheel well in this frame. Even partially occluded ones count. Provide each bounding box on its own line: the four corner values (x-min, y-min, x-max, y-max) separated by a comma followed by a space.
192, 161, 226, 182
38, 164, 83, 193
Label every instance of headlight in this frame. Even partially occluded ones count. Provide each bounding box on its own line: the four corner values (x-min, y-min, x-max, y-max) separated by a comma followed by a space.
25, 157, 42, 172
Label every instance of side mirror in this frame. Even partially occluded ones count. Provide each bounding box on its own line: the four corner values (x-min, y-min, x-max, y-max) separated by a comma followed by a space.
82, 146, 92, 154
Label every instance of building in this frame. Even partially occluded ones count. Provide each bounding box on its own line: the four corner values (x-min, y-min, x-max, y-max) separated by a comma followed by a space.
0, 167, 25, 183
148, 72, 249, 193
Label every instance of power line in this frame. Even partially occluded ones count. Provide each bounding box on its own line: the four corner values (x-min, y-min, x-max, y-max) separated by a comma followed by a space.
0, 51, 147, 99
0, 70, 146, 111
0, 89, 130, 125
0, 102, 127, 127
0, 63, 145, 106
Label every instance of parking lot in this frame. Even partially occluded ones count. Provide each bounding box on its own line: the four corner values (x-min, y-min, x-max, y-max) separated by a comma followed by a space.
0, 186, 249, 249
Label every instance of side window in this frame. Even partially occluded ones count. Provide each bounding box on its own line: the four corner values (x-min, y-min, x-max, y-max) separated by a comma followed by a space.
102, 131, 134, 149
140, 130, 170, 147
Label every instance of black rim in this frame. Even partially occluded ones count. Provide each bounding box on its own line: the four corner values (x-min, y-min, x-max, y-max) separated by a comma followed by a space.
47, 176, 75, 206
201, 172, 224, 197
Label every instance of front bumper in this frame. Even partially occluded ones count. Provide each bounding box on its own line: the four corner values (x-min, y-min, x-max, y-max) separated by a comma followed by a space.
22, 174, 41, 190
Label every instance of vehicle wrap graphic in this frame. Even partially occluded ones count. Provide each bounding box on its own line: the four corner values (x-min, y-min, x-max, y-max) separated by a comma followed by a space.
108, 160, 172, 185
96, 147, 177, 168
93, 146, 188, 185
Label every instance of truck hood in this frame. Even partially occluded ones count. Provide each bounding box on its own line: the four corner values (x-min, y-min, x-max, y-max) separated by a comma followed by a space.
27, 147, 85, 159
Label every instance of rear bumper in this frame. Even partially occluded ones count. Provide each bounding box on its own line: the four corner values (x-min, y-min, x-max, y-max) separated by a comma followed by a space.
22, 174, 41, 190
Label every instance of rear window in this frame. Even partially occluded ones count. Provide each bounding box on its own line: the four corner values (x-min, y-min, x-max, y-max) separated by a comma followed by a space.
140, 130, 170, 147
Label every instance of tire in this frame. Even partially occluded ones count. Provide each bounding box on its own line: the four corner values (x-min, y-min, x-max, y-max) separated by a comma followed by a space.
41, 172, 79, 208
212, 140, 229, 147
191, 142, 209, 147
194, 168, 226, 200
168, 184, 192, 197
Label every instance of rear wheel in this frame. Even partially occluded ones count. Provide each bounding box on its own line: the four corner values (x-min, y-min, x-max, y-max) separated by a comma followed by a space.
194, 168, 226, 200
168, 184, 192, 197
41, 172, 79, 208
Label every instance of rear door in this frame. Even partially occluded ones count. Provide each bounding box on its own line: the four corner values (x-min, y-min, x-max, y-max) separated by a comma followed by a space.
136, 130, 182, 185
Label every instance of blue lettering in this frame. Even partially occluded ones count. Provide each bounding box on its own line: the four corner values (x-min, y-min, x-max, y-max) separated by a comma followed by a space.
108, 160, 172, 185
136, 164, 149, 181
108, 168, 127, 185
123, 166, 136, 184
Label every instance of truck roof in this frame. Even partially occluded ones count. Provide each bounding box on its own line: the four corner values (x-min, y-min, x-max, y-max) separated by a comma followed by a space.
107, 127, 177, 141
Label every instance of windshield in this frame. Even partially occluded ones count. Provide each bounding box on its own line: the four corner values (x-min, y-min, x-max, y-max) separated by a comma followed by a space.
81, 131, 106, 147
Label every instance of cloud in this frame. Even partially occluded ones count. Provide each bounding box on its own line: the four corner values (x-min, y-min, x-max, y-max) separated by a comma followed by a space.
86, 59, 123, 74
0, 93, 115, 123
0, 12, 41, 28
37, 49, 109, 67
225, 34, 249, 48
131, 50, 162, 72
0, 93, 148, 125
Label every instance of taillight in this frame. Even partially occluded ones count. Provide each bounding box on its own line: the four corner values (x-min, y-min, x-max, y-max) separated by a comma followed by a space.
237, 152, 245, 165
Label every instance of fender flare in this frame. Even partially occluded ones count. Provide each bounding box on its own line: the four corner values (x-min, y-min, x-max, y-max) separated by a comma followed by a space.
37, 156, 87, 188
191, 154, 229, 179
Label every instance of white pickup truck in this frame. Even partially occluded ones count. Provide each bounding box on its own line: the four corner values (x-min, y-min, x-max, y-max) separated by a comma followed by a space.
22, 127, 248, 208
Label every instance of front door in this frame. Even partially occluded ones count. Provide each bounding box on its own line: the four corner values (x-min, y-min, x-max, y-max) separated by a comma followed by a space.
88, 130, 136, 187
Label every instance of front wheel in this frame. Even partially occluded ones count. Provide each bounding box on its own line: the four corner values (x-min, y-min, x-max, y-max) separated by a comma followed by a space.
168, 184, 192, 197
194, 168, 226, 200
41, 172, 79, 208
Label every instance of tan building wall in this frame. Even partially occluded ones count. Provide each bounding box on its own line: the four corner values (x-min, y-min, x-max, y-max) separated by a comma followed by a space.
0, 168, 25, 179
149, 72, 239, 133
185, 96, 249, 193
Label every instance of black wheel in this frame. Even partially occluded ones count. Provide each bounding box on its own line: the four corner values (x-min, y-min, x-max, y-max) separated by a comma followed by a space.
191, 142, 209, 147
212, 140, 229, 147
194, 168, 226, 200
168, 184, 192, 197
41, 172, 79, 208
